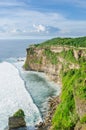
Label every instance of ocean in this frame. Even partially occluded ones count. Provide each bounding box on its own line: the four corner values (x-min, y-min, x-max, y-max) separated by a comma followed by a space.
0, 39, 60, 130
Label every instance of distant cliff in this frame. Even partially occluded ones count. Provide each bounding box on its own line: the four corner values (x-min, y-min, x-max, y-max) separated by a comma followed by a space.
24, 37, 86, 130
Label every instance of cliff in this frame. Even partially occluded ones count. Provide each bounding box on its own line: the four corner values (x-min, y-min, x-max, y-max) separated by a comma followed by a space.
24, 37, 86, 130
24, 44, 86, 84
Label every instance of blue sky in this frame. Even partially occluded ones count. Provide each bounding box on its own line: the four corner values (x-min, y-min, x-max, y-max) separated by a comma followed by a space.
0, 0, 86, 39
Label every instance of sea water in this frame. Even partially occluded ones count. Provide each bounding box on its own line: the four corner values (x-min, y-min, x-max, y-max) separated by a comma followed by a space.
0, 39, 60, 130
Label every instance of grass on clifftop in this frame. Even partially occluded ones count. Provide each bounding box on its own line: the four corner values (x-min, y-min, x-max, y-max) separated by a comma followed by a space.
59, 49, 76, 63
36, 36, 86, 47
44, 48, 58, 64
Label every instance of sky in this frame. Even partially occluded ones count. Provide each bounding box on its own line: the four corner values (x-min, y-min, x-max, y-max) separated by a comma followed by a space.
0, 0, 86, 39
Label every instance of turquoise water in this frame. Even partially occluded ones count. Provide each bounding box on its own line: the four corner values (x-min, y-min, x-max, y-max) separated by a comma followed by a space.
0, 39, 60, 130
14, 61, 60, 119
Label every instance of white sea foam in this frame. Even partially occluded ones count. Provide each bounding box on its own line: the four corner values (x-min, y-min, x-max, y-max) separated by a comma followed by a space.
0, 62, 42, 130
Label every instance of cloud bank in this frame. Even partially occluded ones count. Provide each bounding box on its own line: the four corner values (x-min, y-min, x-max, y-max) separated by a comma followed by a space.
0, 0, 86, 38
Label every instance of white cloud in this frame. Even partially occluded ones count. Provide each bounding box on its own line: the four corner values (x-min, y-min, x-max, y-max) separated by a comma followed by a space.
33, 24, 46, 32
0, 6, 86, 38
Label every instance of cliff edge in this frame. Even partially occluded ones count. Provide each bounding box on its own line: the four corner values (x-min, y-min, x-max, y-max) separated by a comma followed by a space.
24, 37, 86, 130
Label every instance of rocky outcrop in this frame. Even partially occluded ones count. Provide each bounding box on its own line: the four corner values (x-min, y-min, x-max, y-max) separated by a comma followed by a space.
8, 109, 26, 130
75, 121, 86, 130
44, 96, 60, 129
35, 97, 60, 130
8, 117, 26, 130
75, 98, 86, 119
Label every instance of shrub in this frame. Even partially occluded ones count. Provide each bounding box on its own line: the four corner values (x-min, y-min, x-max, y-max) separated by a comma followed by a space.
13, 109, 25, 118
52, 69, 78, 130
80, 115, 86, 124
23, 63, 29, 70
38, 36, 86, 47
44, 48, 58, 64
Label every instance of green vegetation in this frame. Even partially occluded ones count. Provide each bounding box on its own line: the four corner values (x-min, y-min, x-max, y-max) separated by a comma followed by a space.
52, 70, 78, 130
52, 62, 86, 130
37, 36, 86, 47
13, 109, 25, 118
80, 115, 86, 123
44, 48, 58, 64
74, 63, 86, 99
27, 47, 35, 55
24, 36, 86, 130
59, 49, 76, 63
31, 57, 42, 64
23, 63, 29, 70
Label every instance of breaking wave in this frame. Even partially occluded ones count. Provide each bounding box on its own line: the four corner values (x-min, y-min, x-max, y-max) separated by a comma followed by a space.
0, 62, 42, 130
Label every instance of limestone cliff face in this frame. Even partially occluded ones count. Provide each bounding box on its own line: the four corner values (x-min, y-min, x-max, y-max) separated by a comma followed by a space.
24, 45, 86, 84
25, 46, 62, 84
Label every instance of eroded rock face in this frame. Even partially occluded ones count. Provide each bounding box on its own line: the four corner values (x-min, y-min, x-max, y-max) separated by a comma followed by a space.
75, 98, 86, 119
24, 47, 63, 84
74, 121, 86, 130
8, 117, 26, 130
24, 46, 86, 84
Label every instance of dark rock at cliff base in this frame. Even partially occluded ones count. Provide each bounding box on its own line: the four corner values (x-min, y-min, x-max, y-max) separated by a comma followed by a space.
8, 117, 26, 130
35, 122, 49, 130
35, 122, 45, 128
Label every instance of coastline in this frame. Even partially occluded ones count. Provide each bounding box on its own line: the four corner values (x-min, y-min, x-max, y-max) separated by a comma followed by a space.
22, 67, 61, 130
24, 37, 86, 130
1, 37, 86, 130
10, 60, 60, 130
